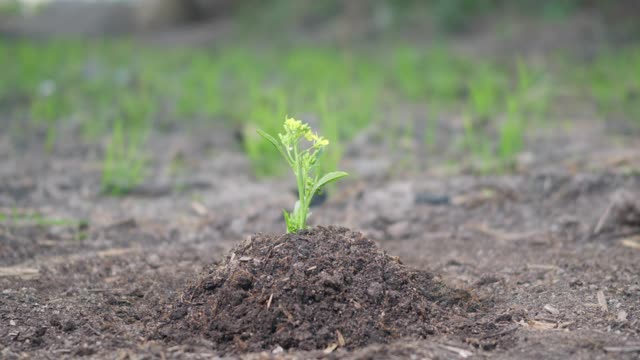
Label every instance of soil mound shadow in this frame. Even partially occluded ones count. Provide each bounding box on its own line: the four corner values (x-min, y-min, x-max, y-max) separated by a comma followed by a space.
160, 226, 475, 353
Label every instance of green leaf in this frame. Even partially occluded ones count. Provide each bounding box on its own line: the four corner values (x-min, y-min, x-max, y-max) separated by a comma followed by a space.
310, 171, 348, 199
257, 129, 288, 162
283, 209, 292, 233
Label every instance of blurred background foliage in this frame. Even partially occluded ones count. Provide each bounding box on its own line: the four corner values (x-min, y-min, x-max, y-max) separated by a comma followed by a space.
1, 0, 639, 194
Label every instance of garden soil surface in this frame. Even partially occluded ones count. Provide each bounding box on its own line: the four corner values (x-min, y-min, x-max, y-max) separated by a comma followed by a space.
2, 110, 639, 359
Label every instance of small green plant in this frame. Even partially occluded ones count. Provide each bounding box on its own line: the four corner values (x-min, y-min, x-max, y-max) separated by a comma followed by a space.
101, 119, 147, 195
499, 98, 525, 166
258, 117, 348, 233
468, 64, 502, 123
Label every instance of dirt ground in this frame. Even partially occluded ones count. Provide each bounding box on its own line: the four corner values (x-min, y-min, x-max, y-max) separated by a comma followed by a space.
2, 12, 640, 360
2, 103, 640, 359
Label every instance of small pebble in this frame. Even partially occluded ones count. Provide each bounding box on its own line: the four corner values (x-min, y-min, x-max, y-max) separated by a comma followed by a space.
618, 310, 628, 322
366, 282, 383, 298
387, 221, 411, 239
543, 304, 559, 315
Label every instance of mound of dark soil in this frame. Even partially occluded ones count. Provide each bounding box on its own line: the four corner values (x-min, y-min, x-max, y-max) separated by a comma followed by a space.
160, 226, 475, 353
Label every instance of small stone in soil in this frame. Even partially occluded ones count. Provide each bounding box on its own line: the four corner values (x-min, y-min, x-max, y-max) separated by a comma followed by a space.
387, 221, 412, 238
543, 304, 559, 315
62, 320, 76, 332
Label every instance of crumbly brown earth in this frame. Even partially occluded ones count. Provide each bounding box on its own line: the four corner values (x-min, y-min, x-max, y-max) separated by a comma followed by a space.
158, 226, 476, 353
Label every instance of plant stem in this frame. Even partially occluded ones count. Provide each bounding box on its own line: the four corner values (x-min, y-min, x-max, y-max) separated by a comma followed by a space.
294, 145, 306, 230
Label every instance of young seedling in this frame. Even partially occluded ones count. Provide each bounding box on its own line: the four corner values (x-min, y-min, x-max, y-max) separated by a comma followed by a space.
258, 117, 348, 233
101, 119, 147, 196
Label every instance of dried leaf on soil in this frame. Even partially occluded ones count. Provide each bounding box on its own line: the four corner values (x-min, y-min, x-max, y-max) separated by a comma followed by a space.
522, 319, 557, 330
603, 345, 640, 353
323, 343, 338, 354
620, 236, 640, 250
597, 290, 608, 313
0, 266, 39, 280
438, 344, 474, 358
336, 330, 346, 347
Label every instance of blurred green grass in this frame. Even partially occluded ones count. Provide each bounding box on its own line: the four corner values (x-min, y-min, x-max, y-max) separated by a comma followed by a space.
1, 36, 639, 191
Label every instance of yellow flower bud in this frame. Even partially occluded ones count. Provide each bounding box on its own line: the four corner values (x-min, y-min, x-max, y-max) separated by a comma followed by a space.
304, 131, 314, 141
284, 117, 302, 132
311, 133, 329, 147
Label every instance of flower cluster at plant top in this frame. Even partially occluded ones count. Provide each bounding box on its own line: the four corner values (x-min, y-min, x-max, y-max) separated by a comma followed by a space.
282, 117, 329, 148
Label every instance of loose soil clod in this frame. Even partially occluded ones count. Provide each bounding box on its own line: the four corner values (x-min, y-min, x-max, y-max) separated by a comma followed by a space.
159, 226, 476, 354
